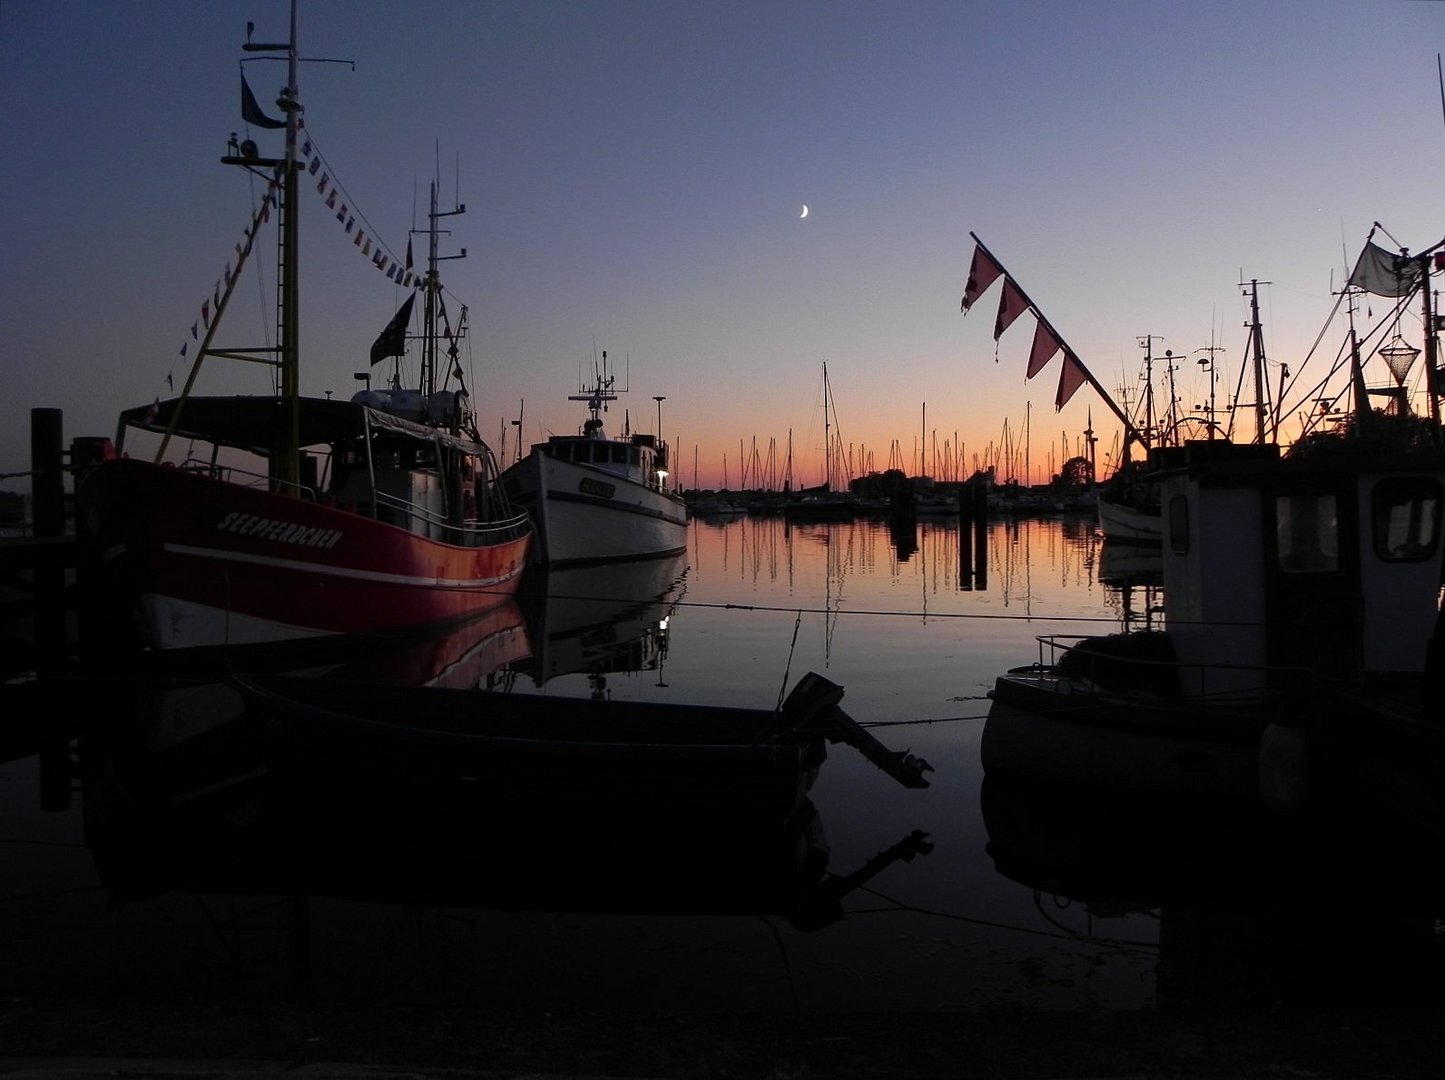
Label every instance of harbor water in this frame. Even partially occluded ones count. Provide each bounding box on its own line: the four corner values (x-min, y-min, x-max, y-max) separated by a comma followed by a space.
3, 511, 1444, 1030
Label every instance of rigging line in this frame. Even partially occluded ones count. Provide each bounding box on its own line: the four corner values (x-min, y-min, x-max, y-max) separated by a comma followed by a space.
678, 598, 1131, 625
776, 609, 804, 712
301, 130, 408, 271
843, 884, 1162, 956
856, 713, 990, 728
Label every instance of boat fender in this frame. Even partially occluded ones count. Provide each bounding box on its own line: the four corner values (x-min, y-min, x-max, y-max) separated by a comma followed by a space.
1259, 720, 1309, 815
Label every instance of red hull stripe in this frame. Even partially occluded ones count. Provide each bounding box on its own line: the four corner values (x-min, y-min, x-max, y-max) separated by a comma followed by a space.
166, 542, 520, 589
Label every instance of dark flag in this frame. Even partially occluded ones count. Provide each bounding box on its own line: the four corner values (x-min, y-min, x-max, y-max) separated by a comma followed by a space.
1348, 241, 1421, 298
242, 73, 286, 129
370, 294, 415, 366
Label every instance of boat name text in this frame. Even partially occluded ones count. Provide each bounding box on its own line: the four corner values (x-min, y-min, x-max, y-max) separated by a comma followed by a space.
216, 511, 343, 549
578, 478, 616, 500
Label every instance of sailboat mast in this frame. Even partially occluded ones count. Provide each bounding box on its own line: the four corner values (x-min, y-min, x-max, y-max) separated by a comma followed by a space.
823, 361, 831, 491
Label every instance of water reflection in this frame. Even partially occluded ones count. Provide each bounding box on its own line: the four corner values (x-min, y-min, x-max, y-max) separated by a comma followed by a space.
507, 551, 688, 694
981, 774, 1445, 1007
6, 513, 1444, 1019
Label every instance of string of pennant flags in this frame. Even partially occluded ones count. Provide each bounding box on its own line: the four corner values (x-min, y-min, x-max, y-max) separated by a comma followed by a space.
170, 124, 422, 392
173, 167, 283, 376
299, 131, 421, 291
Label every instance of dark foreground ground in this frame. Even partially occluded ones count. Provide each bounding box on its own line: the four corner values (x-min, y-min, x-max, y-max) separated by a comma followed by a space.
4, 997, 1445, 1079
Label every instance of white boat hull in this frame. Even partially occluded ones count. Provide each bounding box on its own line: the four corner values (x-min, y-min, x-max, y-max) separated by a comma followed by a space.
1096, 494, 1161, 544
502, 453, 688, 566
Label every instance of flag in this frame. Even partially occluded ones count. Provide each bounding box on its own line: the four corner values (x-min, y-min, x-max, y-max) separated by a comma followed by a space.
1349, 242, 1421, 297
961, 243, 1004, 312
994, 277, 1028, 341
166, 371, 174, 391
241, 73, 285, 129
370, 293, 415, 366
405, 238, 414, 271
1055, 350, 1089, 410
1026, 321, 1061, 379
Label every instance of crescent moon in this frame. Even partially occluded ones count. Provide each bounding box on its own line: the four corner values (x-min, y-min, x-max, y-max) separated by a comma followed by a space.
800, 204, 809, 219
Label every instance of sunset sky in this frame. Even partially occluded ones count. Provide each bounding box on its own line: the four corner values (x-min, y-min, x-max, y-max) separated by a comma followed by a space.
2, 0, 1442, 493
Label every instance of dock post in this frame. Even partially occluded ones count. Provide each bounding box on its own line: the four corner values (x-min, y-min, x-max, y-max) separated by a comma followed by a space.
31, 409, 73, 810
959, 482, 975, 589
30, 409, 66, 676
972, 482, 988, 589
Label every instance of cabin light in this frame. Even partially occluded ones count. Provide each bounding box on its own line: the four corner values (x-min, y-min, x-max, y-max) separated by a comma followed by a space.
656, 469, 668, 480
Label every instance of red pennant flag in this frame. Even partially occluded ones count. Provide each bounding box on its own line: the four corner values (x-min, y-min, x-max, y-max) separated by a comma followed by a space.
1055, 350, 1089, 410
994, 278, 1028, 341
1026, 321, 1061, 379
961, 244, 1004, 312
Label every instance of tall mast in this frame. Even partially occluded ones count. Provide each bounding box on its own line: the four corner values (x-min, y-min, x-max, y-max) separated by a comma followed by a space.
423, 176, 467, 399
1246, 279, 1270, 444
1421, 257, 1442, 437
823, 361, 831, 490
273, 1, 302, 493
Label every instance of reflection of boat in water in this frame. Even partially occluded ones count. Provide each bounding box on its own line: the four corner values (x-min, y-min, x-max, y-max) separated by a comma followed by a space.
1097, 538, 1162, 586
511, 552, 687, 689
980, 773, 1445, 1007
83, 674, 933, 931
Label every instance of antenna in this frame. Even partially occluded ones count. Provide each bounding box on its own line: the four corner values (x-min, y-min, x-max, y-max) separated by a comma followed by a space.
1438, 54, 1445, 152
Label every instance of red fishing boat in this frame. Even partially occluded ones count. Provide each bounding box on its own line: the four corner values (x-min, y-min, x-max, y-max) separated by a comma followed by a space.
76, 5, 531, 655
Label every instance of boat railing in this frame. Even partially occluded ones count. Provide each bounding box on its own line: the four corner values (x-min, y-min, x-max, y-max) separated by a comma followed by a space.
373, 488, 531, 545
1032, 632, 1324, 705
177, 457, 322, 501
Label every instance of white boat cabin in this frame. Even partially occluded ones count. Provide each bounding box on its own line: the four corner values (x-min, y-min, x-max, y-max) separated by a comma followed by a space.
538, 431, 672, 493
1156, 441, 1445, 704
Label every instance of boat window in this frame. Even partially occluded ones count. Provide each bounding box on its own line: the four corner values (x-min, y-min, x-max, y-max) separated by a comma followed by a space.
612, 444, 628, 464
1167, 494, 1189, 555
1275, 493, 1339, 574
1371, 477, 1442, 562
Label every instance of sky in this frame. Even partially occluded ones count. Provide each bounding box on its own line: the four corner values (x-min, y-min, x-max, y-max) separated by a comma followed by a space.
2, 0, 1442, 493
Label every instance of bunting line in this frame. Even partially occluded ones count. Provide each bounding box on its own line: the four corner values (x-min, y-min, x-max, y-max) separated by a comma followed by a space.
174, 169, 283, 377
959, 233, 1147, 443
165, 131, 422, 396
298, 132, 422, 291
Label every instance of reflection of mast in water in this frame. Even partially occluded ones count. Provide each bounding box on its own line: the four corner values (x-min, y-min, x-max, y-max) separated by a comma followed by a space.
1098, 539, 1164, 632
996, 516, 1035, 616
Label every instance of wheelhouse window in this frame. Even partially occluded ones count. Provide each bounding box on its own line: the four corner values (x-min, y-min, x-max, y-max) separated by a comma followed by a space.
1372, 477, 1443, 562
1275, 493, 1338, 574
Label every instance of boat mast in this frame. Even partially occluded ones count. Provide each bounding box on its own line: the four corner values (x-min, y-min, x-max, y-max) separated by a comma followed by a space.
422, 176, 467, 401
1245, 279, 1270, 444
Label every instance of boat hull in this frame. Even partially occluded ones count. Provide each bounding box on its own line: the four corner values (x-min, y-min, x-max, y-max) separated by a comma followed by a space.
984, 672, 1270, 803
77, 458, 531, 653
502, 453, 688, 566
1096, 494, 1161, 544
235, 672, 824, 817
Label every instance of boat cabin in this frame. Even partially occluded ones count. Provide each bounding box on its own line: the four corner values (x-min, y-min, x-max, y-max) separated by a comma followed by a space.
538, 432, 671, 492
1156, 441, 1445, 704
